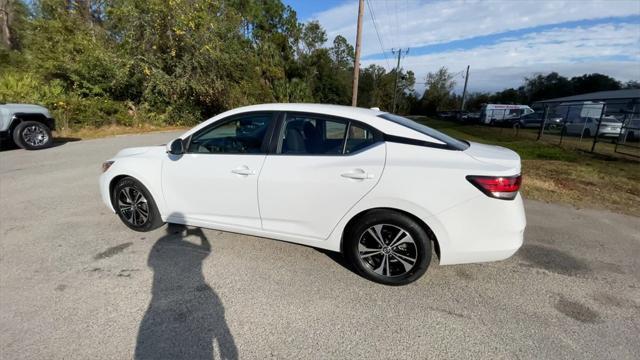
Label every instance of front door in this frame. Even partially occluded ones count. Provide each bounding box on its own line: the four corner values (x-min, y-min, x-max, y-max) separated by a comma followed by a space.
162, 112, 275, 229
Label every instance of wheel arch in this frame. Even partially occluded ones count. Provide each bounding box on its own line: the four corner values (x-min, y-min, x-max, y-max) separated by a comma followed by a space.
108, 174, 129, 209
108, 173, 165, 218
11, 113, 55, 132
341, 207, 441, 259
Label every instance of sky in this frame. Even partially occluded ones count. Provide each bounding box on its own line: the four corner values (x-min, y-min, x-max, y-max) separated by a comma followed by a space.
283, 0, 640, 94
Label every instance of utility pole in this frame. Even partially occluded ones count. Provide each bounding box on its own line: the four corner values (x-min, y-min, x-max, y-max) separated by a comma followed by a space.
392, 48, 409, 113
351, 0, 365, 107
460, 65, 470, 112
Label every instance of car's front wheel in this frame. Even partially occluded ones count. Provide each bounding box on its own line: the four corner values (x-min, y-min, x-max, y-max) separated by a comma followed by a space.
345, 210, 432, 285
113, 177, 164, 232
13, 121, 53, 150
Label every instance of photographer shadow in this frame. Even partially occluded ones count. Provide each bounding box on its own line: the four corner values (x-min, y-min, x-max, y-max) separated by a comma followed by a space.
135, 221, 237, 360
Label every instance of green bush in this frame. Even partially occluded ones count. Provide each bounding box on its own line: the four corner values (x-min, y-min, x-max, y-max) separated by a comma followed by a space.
0, 72, 132, 129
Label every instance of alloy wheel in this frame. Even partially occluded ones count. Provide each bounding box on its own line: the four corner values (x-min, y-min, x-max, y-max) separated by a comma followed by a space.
358, 224, 418, 277
117, 187, 149, 226
22, 125, 49, 147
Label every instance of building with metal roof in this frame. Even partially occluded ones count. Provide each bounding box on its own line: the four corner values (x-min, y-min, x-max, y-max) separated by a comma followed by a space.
535, 89, 640, 105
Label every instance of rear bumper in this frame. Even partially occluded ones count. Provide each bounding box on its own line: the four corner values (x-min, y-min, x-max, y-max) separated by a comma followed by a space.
597, 131, 621, 138
435, 193, 526, 265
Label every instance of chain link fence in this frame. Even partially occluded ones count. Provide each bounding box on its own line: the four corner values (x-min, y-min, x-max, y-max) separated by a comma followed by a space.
520, 99, 640, 158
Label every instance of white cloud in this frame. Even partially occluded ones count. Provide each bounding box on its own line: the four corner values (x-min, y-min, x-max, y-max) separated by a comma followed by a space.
310, 0, 640, 57
361, 23, 640, 93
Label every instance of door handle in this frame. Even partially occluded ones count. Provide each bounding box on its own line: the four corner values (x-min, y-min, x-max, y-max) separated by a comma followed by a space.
341, 169, 374, 180
231, 166, 256, 176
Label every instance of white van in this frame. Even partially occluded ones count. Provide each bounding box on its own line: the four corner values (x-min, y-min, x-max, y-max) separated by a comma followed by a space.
479, 104, 534, 125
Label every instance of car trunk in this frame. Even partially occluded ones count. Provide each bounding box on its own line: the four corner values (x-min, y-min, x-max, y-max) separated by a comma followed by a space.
463, 141, 521, 173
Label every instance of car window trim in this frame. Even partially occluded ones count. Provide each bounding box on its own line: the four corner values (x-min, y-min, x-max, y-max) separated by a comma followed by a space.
383, 134, 461, 150
184, 111, 278, 155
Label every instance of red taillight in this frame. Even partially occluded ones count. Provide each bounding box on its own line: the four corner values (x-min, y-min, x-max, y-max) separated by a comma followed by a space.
466, 175, 522, 200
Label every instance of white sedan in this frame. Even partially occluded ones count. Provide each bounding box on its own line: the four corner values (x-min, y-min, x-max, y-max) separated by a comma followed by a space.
100, 104, 525, 285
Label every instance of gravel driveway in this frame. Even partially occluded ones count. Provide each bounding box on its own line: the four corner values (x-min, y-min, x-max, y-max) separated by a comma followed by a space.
1, 132, 639, 359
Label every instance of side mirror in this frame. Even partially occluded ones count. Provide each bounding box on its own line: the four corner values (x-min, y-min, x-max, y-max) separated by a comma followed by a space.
167, 138, 185, 155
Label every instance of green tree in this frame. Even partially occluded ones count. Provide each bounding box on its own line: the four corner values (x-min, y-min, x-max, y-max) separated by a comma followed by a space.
300, 20, 326, 54
523, 72, 571, 102
624, 80, 640, 89
330, 35, 354, 70
420, 67, 456, 114
569, 73, 621, 95
491, 88, 526, 104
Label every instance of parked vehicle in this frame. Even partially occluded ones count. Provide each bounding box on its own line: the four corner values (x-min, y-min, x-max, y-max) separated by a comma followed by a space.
100, 104, 525, 285
480, 104, 534, 125
513, 112, 543, 128
512, 112, 563, 129
620, 118, 640, 142
461, 112, 480, 122
437, 111, 457, 120
562, 115, 622, 138
0, 103, 55, 150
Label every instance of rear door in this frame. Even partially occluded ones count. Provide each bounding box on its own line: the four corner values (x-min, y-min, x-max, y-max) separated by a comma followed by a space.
258, 113, 386, 240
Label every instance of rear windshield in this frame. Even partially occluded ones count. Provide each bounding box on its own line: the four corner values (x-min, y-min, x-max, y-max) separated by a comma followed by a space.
378, 113, 470, 150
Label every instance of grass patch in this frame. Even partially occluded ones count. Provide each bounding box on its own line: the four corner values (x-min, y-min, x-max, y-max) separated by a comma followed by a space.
411, 116, 640, 216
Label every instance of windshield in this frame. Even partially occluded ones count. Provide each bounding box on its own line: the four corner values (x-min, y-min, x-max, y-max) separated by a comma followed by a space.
378, 113, 470, 150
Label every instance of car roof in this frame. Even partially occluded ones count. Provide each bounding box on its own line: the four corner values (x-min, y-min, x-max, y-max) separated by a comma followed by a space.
227, 103, 386, 118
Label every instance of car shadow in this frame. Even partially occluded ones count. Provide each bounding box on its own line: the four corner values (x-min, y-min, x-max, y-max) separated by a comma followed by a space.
135, 221, 238, 360
315, 248, 359, 275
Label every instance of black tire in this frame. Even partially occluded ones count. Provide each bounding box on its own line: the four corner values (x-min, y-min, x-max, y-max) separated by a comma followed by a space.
344, 210, 432, 286
12, 121, 53, 150
582, 129, 591, 138
112, 177, 164, 232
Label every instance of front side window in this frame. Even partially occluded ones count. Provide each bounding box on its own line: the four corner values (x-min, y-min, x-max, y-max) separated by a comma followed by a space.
280, 116, 348, 155
188, 114, 272, 154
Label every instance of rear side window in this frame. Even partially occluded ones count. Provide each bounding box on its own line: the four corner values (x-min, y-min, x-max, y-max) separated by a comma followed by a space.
278, 114, 380, 155
280, 116, 347, 154
378, 113, 469, 150
345, 123, 376, 154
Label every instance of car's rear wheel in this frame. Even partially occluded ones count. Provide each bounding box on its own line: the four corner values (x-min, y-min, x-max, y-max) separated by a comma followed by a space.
345, 210, 432, 285
113, 177, 164, 232
13, 121, 53, 150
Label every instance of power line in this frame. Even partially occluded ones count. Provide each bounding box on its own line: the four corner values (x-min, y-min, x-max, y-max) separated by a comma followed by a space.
366, 0, 392, 71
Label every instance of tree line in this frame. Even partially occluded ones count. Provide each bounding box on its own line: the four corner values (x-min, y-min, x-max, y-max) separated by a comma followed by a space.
0, 0, 415, 129
417, 67, 639, 114
1, 0, 636, 129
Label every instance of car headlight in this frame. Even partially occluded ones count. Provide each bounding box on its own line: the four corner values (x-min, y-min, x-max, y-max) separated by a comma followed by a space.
102, 161, 115, 173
